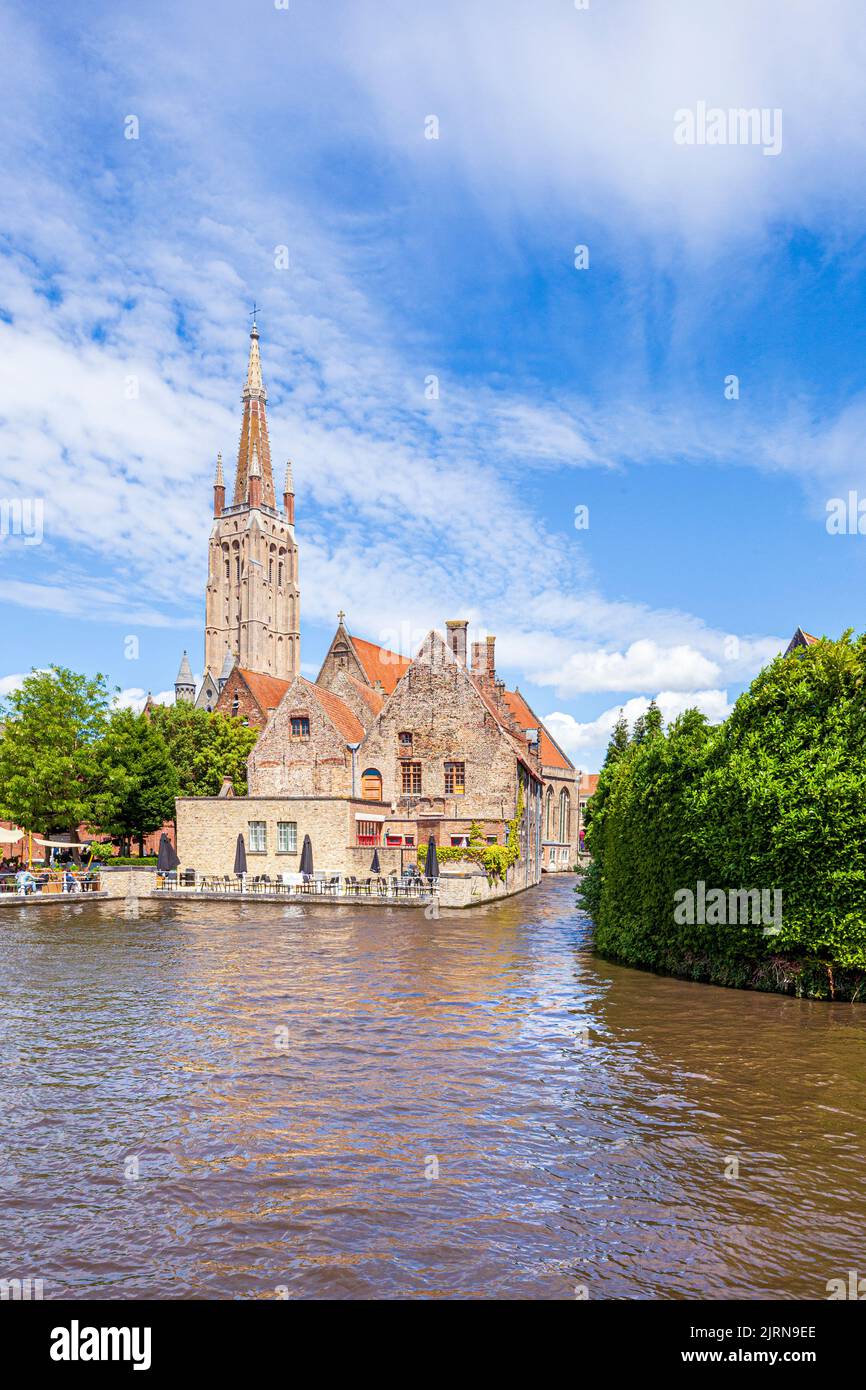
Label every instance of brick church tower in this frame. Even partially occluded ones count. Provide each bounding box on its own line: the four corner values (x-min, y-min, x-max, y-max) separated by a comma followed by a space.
202, 319, 300, 683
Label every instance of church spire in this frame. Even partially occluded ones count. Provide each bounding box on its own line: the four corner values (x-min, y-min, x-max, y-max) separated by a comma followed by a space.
232, 320, 275, 508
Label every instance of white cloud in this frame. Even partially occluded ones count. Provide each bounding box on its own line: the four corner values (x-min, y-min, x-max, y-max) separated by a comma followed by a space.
545, 688, 734, 770
529, 639, 721, 696
114, 688, 175, 712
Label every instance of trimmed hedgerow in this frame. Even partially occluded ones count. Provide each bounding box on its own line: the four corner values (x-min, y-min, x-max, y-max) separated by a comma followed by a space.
581, 632, 866, 1000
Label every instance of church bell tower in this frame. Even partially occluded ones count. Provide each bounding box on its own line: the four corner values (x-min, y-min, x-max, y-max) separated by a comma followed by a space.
203, 319, 300, 681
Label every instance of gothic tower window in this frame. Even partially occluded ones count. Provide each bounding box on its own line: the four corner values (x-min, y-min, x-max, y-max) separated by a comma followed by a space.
559, 789, 570, 841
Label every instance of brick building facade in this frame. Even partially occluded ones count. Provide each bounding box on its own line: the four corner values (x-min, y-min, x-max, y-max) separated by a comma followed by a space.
172, 323, 577, 893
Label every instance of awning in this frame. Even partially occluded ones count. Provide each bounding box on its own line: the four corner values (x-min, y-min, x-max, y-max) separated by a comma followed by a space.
354, 813, 386, 822
0, 827, 25, 844
33, 838, 82, 849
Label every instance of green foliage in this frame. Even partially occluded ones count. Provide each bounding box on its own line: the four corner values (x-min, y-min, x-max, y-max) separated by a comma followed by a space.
581, 634, 866, 998
95, 709, 178, 849
0, 667, 113, 835
419, 788, 525, 882
148, 701, 258, 796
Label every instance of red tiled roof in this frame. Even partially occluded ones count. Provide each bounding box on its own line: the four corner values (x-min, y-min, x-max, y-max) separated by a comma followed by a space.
237, 669, 291, 714
351, 636, 411, 694
579, 773, 599, 797
502, 689, 574, 772
344, 674, 385, 716
302, 679, 366, 743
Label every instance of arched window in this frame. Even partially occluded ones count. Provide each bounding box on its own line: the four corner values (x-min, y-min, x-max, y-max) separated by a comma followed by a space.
545, 786, 553, 838
278, 562, 283, 586
559, 789, 570, 841
361, 768, 383, 801
268, 557, 274, 582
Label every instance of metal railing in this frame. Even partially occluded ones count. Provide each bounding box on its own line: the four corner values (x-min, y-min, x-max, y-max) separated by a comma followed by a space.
0, 870, 102, 896
155, 870, 436, 901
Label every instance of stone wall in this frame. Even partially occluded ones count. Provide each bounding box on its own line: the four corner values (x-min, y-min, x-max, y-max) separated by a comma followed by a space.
176, 795, 355, 877
357, 633, 527, 825
249, 679, 354, 797
214, 668, 266, 727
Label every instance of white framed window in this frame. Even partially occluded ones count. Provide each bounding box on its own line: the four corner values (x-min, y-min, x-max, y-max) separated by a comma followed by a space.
277, 822, 297, 853
248, 820, 266, 853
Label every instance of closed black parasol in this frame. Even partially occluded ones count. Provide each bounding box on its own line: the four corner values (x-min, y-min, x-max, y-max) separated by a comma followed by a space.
233, 833, 247, 877
424, 835, 439, 880
370, 848, 381, 874
299, 834, 313, 877
157, 832, 179, 873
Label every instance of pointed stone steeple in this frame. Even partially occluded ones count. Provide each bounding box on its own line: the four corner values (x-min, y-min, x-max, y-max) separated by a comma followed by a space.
218, 648, 236, 692
203, 319, 300, 685
175, 650, 196, 705
233, 321, 275, 508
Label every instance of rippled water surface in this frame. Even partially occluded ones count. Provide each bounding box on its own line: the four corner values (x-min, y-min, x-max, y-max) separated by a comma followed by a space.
1, 876, 864, 1299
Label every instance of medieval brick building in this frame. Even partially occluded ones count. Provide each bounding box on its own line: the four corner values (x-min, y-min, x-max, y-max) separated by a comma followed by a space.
174, 324, 581, 888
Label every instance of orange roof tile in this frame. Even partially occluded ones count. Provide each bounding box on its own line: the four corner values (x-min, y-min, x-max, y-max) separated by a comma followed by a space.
351, 636, 411, 694
579, 773, 599, 796
237, 669, 291, 714
344, 674, 385, 716
502, 689, 574, 772
302, 679, 366, 743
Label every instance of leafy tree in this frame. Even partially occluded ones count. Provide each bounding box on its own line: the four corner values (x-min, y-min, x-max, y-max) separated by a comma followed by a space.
96, 709, 179, 854
581, 632, 866, 998
149, 702, 258, 796
604, 712, 630, 767
0, 667, 113, 836
644, 699, 663, 739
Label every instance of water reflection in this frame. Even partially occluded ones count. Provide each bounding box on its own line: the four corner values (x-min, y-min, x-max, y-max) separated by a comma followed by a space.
0, 877, 864, 1299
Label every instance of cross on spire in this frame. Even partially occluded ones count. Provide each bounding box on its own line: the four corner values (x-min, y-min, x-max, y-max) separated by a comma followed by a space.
337, 610, 346, 624
249, 302, 262, 328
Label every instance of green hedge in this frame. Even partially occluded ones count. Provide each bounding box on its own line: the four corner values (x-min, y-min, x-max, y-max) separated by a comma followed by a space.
582, 632, 866, 1000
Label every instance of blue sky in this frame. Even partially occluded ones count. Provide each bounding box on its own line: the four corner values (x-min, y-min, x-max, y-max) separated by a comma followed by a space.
2, 0, 866, 768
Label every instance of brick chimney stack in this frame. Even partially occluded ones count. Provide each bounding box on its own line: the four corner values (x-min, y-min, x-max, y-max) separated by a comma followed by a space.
486, 635, 496, 681
446, 619, 468, 665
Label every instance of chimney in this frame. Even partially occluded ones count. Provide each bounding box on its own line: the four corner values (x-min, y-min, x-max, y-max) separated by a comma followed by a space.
446, 619, 468, 665
213, 452, 225, 518
486, 634, 496, 681
471, 641, 486, 677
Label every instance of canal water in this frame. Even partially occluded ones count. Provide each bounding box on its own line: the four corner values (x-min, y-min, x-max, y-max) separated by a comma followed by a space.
1, 876, 863, 1300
